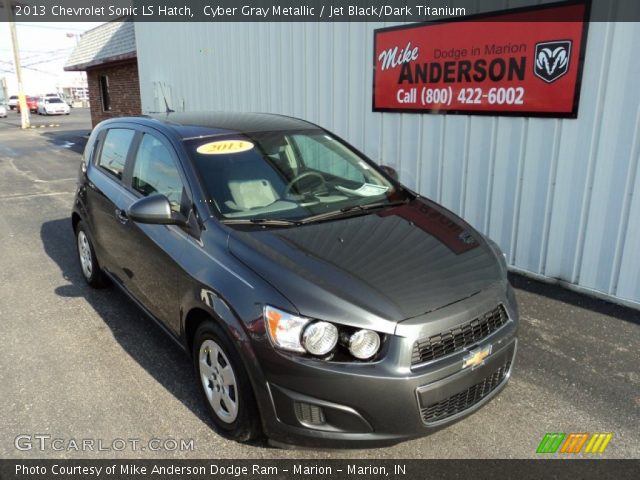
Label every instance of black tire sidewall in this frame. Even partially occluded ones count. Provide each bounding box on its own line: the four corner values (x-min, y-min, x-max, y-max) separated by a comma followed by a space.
193, 321, 260, 442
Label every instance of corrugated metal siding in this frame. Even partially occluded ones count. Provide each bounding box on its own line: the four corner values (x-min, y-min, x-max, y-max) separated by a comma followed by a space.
134, 20, 640, 308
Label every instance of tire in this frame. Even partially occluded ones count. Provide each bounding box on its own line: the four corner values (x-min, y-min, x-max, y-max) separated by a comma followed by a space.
75, 221, 108, 288
193, 321, 261, 442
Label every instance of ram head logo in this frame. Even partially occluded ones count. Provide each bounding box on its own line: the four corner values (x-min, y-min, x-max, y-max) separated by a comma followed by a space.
534, 40, 572, 83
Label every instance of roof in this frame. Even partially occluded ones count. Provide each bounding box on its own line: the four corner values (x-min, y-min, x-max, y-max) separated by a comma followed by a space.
99, 112, 320, 139
153, 112, 318, 136
64, 20, 136, 71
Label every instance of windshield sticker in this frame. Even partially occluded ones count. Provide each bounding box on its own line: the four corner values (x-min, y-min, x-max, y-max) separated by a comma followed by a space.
196, 140, 254, 155
336, 183, 389, 197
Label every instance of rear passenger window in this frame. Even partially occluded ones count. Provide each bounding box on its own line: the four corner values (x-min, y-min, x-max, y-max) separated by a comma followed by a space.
132, 134, 186, 213
97, 129, 135, 179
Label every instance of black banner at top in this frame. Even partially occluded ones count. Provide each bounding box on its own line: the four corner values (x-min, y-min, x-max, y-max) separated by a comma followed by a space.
0, 0, 639, 22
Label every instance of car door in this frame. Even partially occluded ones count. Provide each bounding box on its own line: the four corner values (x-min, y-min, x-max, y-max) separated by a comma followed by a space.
116, 129, 191, 334
85, 126, 138, 283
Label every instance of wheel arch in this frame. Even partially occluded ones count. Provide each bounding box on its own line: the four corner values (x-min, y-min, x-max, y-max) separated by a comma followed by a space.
71, 211, 82, 232
182, 290, 252, 360
183, 307, 215, 357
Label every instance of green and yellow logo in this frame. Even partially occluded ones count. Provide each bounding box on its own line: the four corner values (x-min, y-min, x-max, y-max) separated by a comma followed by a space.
536, 432, 613, 454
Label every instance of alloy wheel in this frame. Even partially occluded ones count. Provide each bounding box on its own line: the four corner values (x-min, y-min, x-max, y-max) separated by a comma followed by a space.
199, 339, 239, 423
77, 230, 93, 279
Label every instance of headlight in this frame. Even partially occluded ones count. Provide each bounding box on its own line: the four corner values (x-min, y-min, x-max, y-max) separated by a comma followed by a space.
302, 321, 338, 355
347, 329, 381, 359
264, 305, 307, 352
264, 305, 383, 361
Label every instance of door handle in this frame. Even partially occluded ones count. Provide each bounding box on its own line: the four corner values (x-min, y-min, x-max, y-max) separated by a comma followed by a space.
115, 208, 129, 224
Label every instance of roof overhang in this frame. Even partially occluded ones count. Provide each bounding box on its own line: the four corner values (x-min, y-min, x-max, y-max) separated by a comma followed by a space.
64, 52, 137, 72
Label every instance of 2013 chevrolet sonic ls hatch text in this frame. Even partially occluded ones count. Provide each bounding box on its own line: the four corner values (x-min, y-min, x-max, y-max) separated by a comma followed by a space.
72, 112, 518, 447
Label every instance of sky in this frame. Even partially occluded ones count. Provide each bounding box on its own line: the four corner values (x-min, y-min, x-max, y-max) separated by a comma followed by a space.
0, 22, 102, 97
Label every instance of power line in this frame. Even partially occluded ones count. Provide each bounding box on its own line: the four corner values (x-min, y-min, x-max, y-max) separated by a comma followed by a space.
0, 48, 51, 53
23, 56, 70, 67
15, 23, 88, 32
18, 53, 72, 65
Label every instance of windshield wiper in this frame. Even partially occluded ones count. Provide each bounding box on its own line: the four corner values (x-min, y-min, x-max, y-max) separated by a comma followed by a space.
299, 199, 410, 224
220, 218, 299, 226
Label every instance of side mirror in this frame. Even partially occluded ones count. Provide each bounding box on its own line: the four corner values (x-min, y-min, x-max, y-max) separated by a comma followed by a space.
127, 194, 182, 225
379, 164, 399, 181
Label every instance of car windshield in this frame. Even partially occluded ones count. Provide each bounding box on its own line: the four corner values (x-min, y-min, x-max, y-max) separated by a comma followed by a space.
47, 98, 63, 104
187, 130, 404, 223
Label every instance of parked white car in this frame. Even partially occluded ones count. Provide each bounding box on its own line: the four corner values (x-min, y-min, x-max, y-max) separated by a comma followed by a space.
0, 104, 7, 118
37, 97, 70, 115
7, 95, 18, 110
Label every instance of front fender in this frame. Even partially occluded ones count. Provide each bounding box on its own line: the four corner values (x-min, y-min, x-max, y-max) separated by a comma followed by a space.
176, 223, 298, 431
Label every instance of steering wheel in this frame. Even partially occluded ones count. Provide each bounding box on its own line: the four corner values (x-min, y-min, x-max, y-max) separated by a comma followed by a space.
285, 171, 326, 196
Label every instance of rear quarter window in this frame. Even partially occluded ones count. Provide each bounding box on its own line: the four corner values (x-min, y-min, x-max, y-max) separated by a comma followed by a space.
97, 128, 136, 180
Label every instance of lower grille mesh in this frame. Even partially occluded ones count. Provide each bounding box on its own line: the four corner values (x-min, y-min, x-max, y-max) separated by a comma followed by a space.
294, 402, 325, 425
420, 362, 511, 423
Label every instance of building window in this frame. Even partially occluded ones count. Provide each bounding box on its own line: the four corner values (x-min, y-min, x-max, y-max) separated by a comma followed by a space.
99, 75, 111, 112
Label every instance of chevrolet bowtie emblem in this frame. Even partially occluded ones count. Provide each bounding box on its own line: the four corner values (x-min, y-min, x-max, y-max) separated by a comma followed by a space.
463, 345, 492, 369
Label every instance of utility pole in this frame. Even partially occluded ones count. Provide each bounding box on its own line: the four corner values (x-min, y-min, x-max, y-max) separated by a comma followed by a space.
1, 77, 7, 104
66, 32, 84, 105
3, 0, 30, 128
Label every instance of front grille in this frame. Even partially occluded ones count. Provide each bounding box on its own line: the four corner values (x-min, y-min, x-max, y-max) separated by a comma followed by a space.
411, 305, 508, 365
420, 361, 511, 423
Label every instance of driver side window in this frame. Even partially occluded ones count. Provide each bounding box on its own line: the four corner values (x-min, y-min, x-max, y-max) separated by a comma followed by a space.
291, 134, 365, 183
132, 134, 186, 214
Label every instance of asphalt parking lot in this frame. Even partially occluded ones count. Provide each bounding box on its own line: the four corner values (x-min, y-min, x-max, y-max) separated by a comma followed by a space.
0, 108, 638, 459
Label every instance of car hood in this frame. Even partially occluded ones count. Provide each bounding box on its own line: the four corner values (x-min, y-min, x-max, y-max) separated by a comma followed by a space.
227, 198, 503, 333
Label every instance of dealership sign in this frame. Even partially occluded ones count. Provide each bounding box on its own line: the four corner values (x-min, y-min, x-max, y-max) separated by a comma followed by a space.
373, 1, 589, 117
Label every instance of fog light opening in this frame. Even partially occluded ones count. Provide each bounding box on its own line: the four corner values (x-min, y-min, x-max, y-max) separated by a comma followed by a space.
294, 402, 325, 425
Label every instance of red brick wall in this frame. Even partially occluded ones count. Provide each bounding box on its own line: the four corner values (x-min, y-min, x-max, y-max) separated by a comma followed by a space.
87, 60, 141, 127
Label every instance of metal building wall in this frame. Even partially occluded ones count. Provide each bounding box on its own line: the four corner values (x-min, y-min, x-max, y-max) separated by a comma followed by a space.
134, 21, 640, 308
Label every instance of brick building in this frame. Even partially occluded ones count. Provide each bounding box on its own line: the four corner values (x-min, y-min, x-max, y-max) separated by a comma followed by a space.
64, 20, 140, 127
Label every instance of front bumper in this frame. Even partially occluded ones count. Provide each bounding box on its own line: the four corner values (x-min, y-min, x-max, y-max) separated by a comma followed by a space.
253, 284, 519, 448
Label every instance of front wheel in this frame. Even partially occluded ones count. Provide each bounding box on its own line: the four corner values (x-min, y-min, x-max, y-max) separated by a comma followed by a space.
75, 221, 108, 288
193, 321, 261, 442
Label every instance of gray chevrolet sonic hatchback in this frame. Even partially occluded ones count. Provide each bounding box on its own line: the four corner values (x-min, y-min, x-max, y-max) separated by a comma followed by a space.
72, 112, 518, 447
